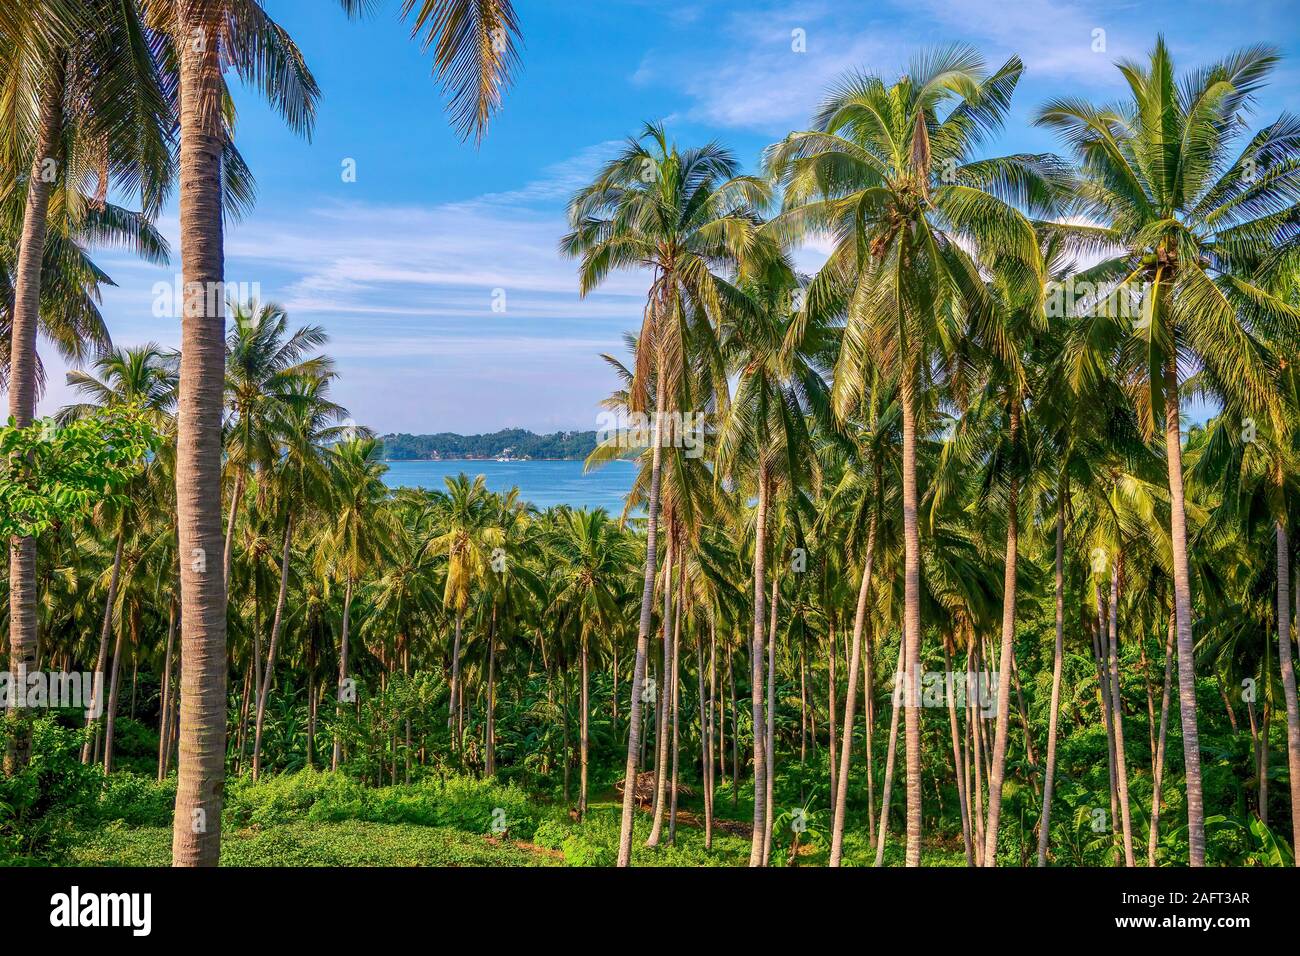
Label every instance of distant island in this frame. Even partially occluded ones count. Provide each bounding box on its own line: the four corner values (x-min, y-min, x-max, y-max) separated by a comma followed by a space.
378, 428, 598, 461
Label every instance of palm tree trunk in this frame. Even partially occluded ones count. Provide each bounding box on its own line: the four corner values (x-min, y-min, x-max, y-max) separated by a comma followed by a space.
762, 573, 777, 863
696, 630, 712, 849
4, 72, 63, 774
158, 595, 178, 781
830, 512, 877, 865
1108, 556, 1136, 865
171, 2, 230, 867
1149, 610, 1175, 865
1037, 482, 1067, 866
900, 368, 924, 866
222, 468, 245, 594
579, 631, 589, 820
944, 637, 974, 865
668, 614, 681, 844
748, 464, 770, 866
874, 643, 906, 866
615, 372, 667, 867
486, 608, 497, 776
981, 405, 1020, 866
252, 512, 293, 781
1163, 359, 1206, 865
332, 576, 353, 771
1276, 523, 1300, 861
83, 529, 125, 763
102, 615, 128, 774
647, 532, 676, 846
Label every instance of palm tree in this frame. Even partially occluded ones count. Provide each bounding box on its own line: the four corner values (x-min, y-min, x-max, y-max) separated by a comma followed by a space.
155, 0, 520, 866
1036, 37, 1300, 864
1, 0, 171, 769
769, 45, 1058, 865
546, 509, 636, 817
59, 345, 177, 763
425, 474, 504, 755
250, 372, 351, 780
714, 269, 831, 863
563, 123, 771, 865
222, 300, 333, 591
320, 436, 392, 771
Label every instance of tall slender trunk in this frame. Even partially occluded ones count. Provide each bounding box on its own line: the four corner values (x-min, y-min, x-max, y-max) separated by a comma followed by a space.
1149, 611, 1175, 866
332, 577, 353, 771
83, 530, 125, 763
668, 613, 681, 844
4, 71, 63, 774
449, 611, 463, 738
615, 371, 667, 867
874, 643, 905, 866
1276, 523, 1300, 861
900, 368, 924, 866
748, 464, 770, 866
102, 614, 128, 773
763, 573, 777, 864
982, 403, 1020, 866
1037, 481, 1067, 866
171, 1, 230, 867
222, 468, 245, 594
158, 596, 178, 781
486, 608, 497, 776
252, 513, 293, 781
697, 628, 713, 849
579, 631, 589, 820
830, 512, 877, 865
647, 532, 676, 846
1163, 359, 1205, 865
944, 637, 974, 866
1108, 556, 1135, 865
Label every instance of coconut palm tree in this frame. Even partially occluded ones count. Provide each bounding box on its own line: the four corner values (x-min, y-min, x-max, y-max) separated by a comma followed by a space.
563, 123, 772, 865
769, 45, 1059, 865
152, 0, 521, 865
1035, 37, 1300, 864
545, 509, 636, 817
1, 0, 171, 768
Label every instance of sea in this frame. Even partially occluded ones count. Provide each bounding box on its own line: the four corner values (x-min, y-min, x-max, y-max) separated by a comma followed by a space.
381, 459, 636, 513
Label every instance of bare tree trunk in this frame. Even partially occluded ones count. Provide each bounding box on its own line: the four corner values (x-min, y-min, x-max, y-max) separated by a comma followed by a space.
252, 513, 292, 780
486, 608, 497, 776
615, 373, 667, 867
982, 406, 1020, 866
1276, 523, 1300, 861
1163, 359, 1205, 865
1149, 611, 1175, 866
4, 72, 62, 774
1037, 483, 1067, 866
830, 514, 877, 865
171, 1, 230, 866
900, 368, 924, 866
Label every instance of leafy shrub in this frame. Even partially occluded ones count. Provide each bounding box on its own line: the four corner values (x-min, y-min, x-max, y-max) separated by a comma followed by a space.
97, 772, 175, 827
0, 716, 102, 863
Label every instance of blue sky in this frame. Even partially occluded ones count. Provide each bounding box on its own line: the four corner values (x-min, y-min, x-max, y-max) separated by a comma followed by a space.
33, 0, 1300, 433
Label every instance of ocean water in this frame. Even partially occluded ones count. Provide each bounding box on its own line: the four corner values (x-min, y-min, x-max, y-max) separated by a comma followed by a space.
381, 459, 636, 513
